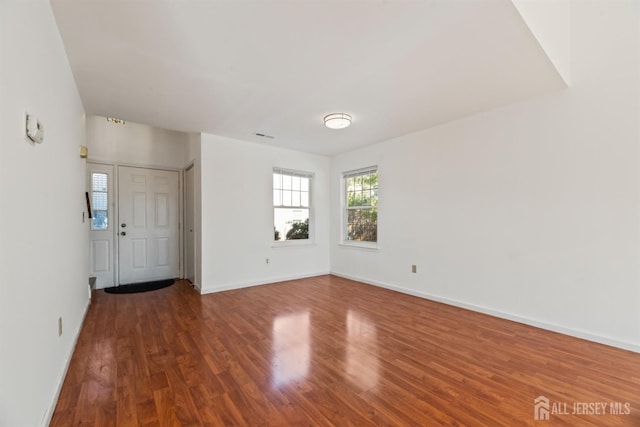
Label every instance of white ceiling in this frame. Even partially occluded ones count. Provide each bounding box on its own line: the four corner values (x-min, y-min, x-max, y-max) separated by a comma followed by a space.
50, 0, 565, 156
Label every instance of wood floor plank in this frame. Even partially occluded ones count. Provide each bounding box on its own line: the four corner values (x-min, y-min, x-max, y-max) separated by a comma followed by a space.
51, 276, 640, 426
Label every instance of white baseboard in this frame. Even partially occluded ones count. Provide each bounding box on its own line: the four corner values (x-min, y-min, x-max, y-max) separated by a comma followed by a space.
331, 271, 640, 354
200, 271, 330, 295
42, 298, 91, 427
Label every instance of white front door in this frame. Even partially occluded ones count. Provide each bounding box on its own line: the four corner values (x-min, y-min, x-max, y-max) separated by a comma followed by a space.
118, 166, 179, 284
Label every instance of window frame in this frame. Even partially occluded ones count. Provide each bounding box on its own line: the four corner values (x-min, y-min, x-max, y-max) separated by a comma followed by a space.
341, 166, 378, 249
272, 167, 314, 247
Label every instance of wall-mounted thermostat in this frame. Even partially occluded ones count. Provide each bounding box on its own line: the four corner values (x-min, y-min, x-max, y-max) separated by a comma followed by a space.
25, 113, 44, 144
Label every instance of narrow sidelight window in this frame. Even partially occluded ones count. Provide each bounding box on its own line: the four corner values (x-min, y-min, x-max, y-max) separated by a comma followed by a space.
91, 172, 109, 230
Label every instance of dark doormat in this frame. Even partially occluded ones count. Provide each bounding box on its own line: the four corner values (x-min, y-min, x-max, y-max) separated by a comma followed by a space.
103, 279, 175, 294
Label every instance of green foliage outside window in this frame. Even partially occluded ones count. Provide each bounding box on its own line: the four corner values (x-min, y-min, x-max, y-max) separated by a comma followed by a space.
346, 172, 378, 242
286, 218, 309, 240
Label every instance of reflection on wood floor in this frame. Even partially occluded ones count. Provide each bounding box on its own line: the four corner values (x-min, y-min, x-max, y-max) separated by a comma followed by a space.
51, 275, 640, 426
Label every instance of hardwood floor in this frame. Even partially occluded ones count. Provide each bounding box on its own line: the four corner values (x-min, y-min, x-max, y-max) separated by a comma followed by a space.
51, 275, 639, 426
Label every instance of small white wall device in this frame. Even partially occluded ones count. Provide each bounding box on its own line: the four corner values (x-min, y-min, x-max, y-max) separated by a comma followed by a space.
25, 113, 44, 144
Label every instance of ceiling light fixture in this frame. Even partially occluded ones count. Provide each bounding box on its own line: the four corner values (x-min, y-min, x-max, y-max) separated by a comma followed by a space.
106, 117, 125, 124
324, 113, 352, 130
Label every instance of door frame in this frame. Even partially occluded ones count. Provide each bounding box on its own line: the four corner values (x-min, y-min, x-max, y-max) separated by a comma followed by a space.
86, 161, 184, 287
184, 161, 196, 285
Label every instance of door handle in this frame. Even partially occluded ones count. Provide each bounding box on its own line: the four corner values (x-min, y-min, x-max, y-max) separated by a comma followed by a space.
120, 231, 126, 236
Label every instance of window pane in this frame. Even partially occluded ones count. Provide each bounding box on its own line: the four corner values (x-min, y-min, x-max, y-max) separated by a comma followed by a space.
351, 191, 358, 207
274, 208, 309, 241
301, 192, 309, 207
273, 173, 282, 189
347, 207, 377, 242
292, 191, 301, 207
292, 176, 300, 191
283, 191, 292, 206
347, 190, 355, 207
301, 178, 309, 192
283, 175, 292, 190
92, 173, 108, 192
93, 192, 107, 210
92, 210, 108, 230
273, 189, 282, 206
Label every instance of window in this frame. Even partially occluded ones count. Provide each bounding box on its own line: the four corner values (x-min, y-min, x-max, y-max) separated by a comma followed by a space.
344, 167, 378, 242
91, 172, 109, 230
273, 168, 312, 242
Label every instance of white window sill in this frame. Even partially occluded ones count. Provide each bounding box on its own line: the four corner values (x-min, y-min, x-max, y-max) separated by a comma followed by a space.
272, 240, 316, 249
338, 241, 378, 251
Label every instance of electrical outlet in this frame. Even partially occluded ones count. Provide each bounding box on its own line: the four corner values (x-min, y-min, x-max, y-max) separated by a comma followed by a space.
58, 317, 63, 336
411, 264, 417, 273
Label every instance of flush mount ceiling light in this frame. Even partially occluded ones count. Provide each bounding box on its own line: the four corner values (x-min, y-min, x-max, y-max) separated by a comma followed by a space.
324, 113, 352, 130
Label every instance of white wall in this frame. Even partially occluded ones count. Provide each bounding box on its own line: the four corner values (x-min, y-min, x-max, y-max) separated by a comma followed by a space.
200, 134, 331, 293
86, 114, 189, 168
0, 1, 89, 425
331, 0, 640, 351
